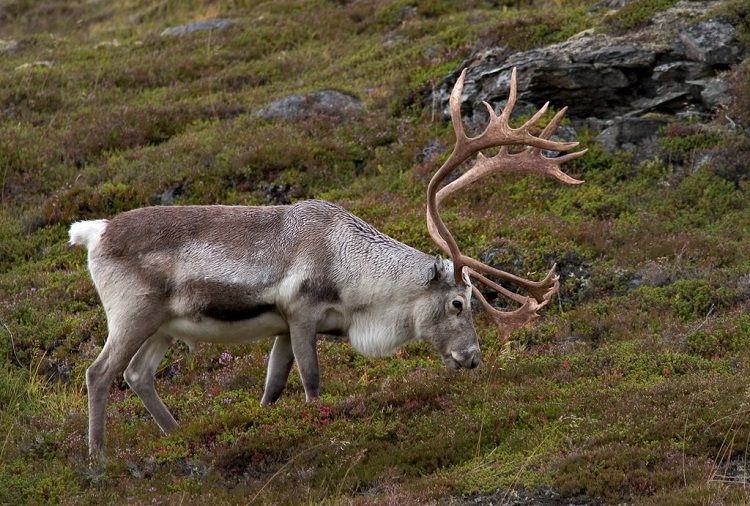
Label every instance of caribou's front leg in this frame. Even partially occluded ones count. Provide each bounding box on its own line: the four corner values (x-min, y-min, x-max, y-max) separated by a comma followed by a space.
260, 334, 294, 406
289, 321, 320, 401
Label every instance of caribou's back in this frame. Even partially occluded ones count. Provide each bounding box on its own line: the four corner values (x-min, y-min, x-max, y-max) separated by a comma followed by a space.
82, 200, 433, 337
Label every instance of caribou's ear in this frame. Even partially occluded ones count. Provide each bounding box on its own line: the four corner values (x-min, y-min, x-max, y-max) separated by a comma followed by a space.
429, 255, 449, 284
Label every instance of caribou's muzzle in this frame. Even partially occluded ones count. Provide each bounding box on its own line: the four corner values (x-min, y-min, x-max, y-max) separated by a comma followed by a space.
443, 346, 481, 370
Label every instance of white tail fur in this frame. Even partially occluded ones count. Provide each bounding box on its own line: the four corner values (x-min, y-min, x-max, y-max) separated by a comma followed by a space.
68, 220, 108, 248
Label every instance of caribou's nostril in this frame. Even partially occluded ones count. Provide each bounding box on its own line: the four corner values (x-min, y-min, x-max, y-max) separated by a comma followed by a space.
450, 349, 481, 369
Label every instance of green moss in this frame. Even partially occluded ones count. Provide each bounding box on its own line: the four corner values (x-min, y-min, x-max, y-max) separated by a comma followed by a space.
686, 313, 750, 359
659, 124, 727, 160
631, 278, 737, 324
604, 0, 679, 32
478, 5, 596, 52
666, 169, 746, 228
0, 458, 83, 506
555, 442, 681, 502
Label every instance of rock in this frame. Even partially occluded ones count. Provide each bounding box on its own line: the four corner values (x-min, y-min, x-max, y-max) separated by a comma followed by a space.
572, 43, 657, 68
435, 32, 667, 120
0, 39, 18, 53
432, 1, 748, 128
415, 140, 446, 163
543, 124, 579, 158
161, 18, 234, 36
652, 61, 712, 83
156, 187, 178, 206
260, 183, 303, 205
255, 90, 364, 122
678, 18, 740, 65
95, 39, 121, 49
149, 182, 188, 206
461, 484, 601, 505
629, 90, 690, 116
15, 61, 54, 71
589, 0, 640, 13
596, 117, 667, 152
688, 77, 732, 110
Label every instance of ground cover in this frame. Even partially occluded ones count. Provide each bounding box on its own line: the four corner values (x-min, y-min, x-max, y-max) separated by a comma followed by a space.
1, 0, 750, 504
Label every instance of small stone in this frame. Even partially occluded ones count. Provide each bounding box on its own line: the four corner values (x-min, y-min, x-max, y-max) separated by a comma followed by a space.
15, 61, 54, 71
161, 18, 234, 36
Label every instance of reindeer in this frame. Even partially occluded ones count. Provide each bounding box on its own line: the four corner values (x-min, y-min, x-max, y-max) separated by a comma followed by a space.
69, 68, 585, 459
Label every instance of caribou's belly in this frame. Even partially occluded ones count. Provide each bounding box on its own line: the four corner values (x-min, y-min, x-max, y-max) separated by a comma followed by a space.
161, 312, 289, 348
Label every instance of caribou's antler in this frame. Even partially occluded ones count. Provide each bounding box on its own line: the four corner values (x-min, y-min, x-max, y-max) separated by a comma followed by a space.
426, 67, 586, 337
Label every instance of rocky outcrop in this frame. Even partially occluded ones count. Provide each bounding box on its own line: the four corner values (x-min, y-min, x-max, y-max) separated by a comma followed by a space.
433, 1, 747, 152
255, 90, 364, 122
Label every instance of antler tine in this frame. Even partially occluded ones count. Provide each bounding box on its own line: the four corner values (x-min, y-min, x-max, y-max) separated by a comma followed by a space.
498, 67, 519, 125
435, 92, 585, 204
468, 269, 530, 305
467, 258, 560, 304
449, 69, 471, 148
480, 67, 577, 153
472, 284, 547, 341
540, 106, 568, 139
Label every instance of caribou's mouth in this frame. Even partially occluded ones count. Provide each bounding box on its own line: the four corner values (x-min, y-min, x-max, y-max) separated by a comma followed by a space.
442, 350, 480, 370
442, 354, 462, 370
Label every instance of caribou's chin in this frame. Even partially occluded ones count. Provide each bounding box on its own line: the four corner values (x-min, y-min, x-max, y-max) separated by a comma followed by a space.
442, 354, 462, 370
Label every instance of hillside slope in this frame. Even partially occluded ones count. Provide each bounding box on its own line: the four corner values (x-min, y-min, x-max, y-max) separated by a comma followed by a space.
1, 0, 750, 504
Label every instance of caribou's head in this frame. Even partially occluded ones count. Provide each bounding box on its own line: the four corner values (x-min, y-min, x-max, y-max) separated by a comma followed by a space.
414, 256, 480, 370
423, 67, 586, 358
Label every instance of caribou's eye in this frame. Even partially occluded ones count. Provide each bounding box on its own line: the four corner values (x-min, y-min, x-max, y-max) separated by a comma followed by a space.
452, 300, 463, 311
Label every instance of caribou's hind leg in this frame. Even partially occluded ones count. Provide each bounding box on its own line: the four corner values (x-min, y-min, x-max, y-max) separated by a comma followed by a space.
86, 304, 167, 460
124, 330, 178, 434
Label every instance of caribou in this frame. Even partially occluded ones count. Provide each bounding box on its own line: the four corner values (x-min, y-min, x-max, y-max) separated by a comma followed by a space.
69, 68, 585, 459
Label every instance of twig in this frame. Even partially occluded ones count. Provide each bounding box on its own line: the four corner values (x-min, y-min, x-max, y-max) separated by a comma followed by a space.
475, 341, 513, 458
31, 348, 48, 385
2, 321, 22, 367
206, 29, 220, 123
335, 448, 366, 499
0, 418, 16, 462
501, 420, 560, 506
682, 401, 691, 487
0, 163, 7, 204
689, 304, 715, 334
708, 406, 747, 483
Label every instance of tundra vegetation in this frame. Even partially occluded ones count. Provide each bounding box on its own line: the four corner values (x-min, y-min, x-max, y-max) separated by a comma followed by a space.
1, 0, 750, 504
